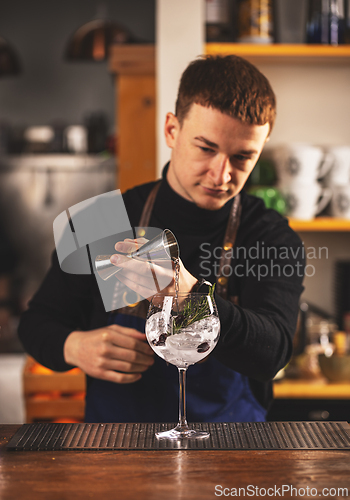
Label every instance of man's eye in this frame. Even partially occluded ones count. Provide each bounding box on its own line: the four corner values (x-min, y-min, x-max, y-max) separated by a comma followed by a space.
199, 147, 214, 153
234, 155, 250, 161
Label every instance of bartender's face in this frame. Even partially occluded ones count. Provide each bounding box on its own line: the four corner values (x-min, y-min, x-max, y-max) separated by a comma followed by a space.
165, 103, 270, 211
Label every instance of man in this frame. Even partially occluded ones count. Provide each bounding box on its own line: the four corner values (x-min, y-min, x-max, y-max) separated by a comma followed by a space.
18, 55, 304, 423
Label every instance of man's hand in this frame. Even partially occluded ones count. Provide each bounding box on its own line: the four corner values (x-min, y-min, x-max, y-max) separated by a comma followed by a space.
63, 324, 155, 384
110, 238, 198, 299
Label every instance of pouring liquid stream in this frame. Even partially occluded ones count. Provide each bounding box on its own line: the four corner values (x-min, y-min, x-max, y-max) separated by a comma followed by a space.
173, 257, 180, 313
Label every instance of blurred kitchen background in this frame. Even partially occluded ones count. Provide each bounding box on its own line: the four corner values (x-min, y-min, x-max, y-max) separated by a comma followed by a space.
0, 0, 350, 423
0, 0, 154, 325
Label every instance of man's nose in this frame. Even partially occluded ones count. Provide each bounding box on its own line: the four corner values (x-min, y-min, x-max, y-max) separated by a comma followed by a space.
208, 156, 231, 186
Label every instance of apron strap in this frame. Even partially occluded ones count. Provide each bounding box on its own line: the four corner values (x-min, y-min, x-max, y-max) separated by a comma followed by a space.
138, 180, 162, 228
215, 193, 242, 299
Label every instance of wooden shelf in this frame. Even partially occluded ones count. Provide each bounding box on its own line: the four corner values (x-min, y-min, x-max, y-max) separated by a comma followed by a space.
109, 44, 350, 72
274, 379, 350, 399
288, 217, 350, 232
206, 43, 350, 64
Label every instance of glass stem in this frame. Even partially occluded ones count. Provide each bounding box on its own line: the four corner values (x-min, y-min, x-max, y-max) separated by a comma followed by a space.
177, 367, 189, 431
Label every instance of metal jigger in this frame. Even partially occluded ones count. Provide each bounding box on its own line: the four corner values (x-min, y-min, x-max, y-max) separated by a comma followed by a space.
94, 229, 179, 281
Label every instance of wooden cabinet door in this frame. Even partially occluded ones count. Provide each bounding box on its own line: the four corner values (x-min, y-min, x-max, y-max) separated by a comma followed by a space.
109, 45, 156, 193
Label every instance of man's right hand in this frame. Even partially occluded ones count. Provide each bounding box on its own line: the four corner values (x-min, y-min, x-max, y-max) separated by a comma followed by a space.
63, 325, 155, 384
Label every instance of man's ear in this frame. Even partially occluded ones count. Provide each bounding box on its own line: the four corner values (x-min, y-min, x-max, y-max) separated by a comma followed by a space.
164, 112, 179, 148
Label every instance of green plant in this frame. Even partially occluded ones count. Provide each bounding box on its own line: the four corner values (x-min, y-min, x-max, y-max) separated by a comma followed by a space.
171, 284, 216, 334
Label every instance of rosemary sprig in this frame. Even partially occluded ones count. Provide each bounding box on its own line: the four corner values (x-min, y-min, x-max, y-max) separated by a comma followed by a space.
171, 284, 216, 334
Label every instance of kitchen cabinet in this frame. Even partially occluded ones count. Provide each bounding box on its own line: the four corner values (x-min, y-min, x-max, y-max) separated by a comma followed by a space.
109, 45, 156, 193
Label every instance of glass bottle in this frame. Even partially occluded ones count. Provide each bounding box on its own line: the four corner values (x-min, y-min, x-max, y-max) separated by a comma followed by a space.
205, 0, 232, 41
307, 0, 345, 44
345, 0, 350, 42
329, 0, 345, 45
237, 0, 273, 44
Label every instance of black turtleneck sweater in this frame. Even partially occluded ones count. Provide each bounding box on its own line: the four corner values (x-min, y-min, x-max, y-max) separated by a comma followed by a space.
18, 168, 304, 411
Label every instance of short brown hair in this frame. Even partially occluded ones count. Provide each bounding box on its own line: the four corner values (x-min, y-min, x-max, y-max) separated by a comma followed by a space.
175, 55, 276, 134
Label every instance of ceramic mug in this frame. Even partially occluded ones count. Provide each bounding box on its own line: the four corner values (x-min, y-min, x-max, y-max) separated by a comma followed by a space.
273, 143, 333, 186
280, 183, 332, 220
330, 185, 350, 219
324, 146, 350, 186
65, 126, 88, 154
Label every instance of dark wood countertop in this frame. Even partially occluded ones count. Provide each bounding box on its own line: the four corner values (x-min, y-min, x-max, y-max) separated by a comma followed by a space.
1, 425, 349, 500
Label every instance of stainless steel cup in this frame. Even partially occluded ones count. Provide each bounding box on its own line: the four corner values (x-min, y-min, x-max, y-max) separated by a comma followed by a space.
94, 229, 179, 281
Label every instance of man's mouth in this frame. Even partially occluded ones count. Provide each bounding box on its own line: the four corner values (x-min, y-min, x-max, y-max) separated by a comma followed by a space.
201, 185, 227, 196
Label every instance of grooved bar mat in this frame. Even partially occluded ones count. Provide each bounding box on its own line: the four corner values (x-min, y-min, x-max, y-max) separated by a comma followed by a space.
7, 422, 350, 451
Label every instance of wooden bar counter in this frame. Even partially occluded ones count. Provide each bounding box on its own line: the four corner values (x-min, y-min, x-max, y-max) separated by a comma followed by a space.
1, 425, 349, 500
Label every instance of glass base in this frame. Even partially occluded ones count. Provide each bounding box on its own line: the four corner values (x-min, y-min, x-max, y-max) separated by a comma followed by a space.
156, 427, 210, 440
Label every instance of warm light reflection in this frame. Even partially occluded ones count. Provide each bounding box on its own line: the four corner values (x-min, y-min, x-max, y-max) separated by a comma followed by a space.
29, 360, 81, 376
175, 451, 188, 499
93, 29, 105, 61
